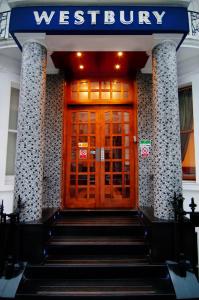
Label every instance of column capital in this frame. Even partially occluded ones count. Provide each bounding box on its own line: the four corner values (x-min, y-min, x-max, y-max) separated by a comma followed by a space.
152, 33, 182, 52
15, 33, 47, 50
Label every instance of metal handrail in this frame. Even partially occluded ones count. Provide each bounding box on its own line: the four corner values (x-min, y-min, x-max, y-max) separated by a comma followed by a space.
188, 10, 199, 38
0, 10, 11, 40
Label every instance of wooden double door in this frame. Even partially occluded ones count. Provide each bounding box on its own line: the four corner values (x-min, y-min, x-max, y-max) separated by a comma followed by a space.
64, 106, 137, 208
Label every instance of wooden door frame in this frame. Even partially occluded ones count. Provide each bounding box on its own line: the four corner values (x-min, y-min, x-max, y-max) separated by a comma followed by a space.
62, 80, 139, 209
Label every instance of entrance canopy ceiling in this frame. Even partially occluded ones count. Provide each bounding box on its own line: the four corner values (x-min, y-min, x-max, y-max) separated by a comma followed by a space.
51, 51, 149, 78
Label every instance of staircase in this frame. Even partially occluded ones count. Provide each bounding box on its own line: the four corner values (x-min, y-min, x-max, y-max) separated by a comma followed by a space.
16, 210, 175, 299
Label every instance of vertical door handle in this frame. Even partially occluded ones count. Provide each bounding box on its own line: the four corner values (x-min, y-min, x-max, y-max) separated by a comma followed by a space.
101, 147, 105, 161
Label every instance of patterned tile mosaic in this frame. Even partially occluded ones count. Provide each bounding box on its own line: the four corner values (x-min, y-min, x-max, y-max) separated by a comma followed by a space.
42, 73, 64, 208
152, 41, 182, 220
14, 42, 47, 222
137, 72, 154, 208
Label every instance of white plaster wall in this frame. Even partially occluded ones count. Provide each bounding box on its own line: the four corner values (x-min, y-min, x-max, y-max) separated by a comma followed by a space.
178, 68, 199, 212
0, 54, 20, 213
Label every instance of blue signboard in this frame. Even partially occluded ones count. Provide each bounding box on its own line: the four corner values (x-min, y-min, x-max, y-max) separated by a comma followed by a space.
9, 6, 189, 35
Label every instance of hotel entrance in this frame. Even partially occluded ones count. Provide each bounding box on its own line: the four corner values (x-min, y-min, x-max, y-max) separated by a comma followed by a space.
64, 78, 138, 209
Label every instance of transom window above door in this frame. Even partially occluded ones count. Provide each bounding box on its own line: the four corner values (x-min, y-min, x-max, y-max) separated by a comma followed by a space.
66, 79, 134, 104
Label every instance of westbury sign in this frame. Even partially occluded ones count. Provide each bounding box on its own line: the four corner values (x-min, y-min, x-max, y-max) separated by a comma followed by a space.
9, 6, 189, 35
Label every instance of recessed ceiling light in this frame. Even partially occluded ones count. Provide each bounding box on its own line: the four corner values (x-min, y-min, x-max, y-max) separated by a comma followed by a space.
77, 52, 82, 57
79, 65, 84, 70
118, 52, 123, 57
115, 64, 120, 70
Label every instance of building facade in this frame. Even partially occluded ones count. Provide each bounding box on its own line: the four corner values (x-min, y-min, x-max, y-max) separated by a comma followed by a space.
0, 0, 199, 224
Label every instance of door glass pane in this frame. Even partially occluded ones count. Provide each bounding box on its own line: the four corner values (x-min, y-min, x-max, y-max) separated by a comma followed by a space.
70, 187, 76, 198
78, 175, 87, 185
113, 187, 123, 198
113, 174, 122, 185
112, 112, 122, 122
79, 136, 88, 143
102, 92, 110, 99
105, 162, 111, 172
105, 112, 111, 122
124, 174, 130, 185
105, 124, 110, 135
90, 92, 99, 100
113, 136, 122, 146
124, 112, 130, 122
125, 136, 129, 147
112, 81, 121, 91
72, 124, 77, 134
113, 124, 122, 134
90, 161, 95, 172
78, 188, 87, 198
124, 187, 130, 198
112, 149, 122, 159
71, 162, 76, 172
90, 124, 96, 134
105, 137, 111, 146
125, 149, 129, 159
112, 92, 121, 100
101, 81, 110, 89
89, 187, 96, 199
78, 162, 88, 172
72, 112, 77, 122
90, 112, 96, 122
79, 112, 88, 122
124, 161, 130, 172
124, 124, 129, 134
79, 124, 88, 134
105, 186, 111, 198
90, 175, 95, 185
79, 92, 88, 100
70, 175, 76, 185
79, 81, 88, 91
105, 149, 111, 159
113, 162, 122, 172
105, 174, 111, 185
90, 136, 96, 147
91, 82, 99, 90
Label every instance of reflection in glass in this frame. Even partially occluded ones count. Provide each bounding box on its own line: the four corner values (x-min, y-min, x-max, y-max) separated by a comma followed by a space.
79, 92, 88, 100
105, 186, 111, 199
89, 187, 96, 199
90, 92, 99, 100
101, 81, 110, 89
113, 136, 122, 146
79, 81, 88, 91
124, 112, 130, 122
72, 112, 77, 122
72, 92, 78, 100
90, 136, 96, 147
113, 174, 122, 185
79, 112, 88, 122
105, 149, 111, 159
91, 82, 99, 90
124, 161, 130, 172
113, 124, 122, 134
90, 175, 95, 185
124, 124, 129, 134
124, 187, 130, 198
105, 174, 111, 185
70, 187, 76, 198
72, 124, 77, 134
90, 161, 95, 172
112, 148, 122, 159
70, 175, 76, 185
112, 112, 122, 122
78, 162, 88, 172
112, 92, 121, 100
112, 81, 121, 91
79, 136, 88, 143
125, 174, 130, 185
105, 161, 111, 172
105, 137, 110, 146
71, 162, 76, 172
101, 92, 111, 99
125, 136, 129, 147
105, 112, 111, 122
90, 124, 96, 134
78, 188, 87, 198
78, 175, 87, 185
113, 162, 122, 172
105, 124, 110, 135
90, 112, 96, 122
125, 149, 129, 159
113, 187, 123, 198
79, 124, 88, 134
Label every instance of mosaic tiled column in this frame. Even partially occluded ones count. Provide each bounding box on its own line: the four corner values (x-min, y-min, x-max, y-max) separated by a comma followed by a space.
152, 41, 182, 220
14, 41, 47, 222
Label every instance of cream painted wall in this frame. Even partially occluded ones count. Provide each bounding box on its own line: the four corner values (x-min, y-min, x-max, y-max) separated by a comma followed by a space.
0, 54, 20, 213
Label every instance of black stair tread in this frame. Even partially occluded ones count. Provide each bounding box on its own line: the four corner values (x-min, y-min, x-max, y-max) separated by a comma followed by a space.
44, 254, 148, 266
54, 216, 143, 227
18, 278, 174, 295
48, 236, 145, 246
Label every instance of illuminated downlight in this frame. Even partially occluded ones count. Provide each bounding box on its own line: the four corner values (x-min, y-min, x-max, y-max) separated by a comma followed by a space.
115, 64, 120, 70
79, 65, 84, 70
117, 52, 123, 57
77, 52, 82, 57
